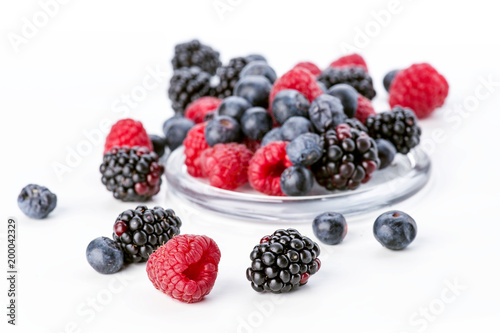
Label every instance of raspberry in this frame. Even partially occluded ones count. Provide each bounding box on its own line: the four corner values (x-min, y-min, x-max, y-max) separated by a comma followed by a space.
104, 119, 152, 154
329, 53, 368, 72
389, 63, 449, 119
146, 234, 221, 303
293, 62, 322, 77
185, 97, 222, 124
248, 141, 292, 196
269, 68, 323, 106
354, 95, 376, 124
184, 122, 209, 177
200, 143, 253, 190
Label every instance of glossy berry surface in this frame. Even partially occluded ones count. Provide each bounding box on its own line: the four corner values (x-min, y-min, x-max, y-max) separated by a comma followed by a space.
327, 83, 359, 118
162, 116, 195, 151
86, 237, 124, 274
280, 116, 314, 141
373, 210, 417, 250
383, 69, 399, 92
149, 134, 167, 158
313, 212, 348, 245
205, 115, 242, 146
261, 128, 283, 146
271, 89, 310, 125
217, 96, 252, 121
286, 133, 323, 166
241, 107, 273, 140
376, 139, 397, 169
17, 184, 57, 219
234, 75, 272, 109
280, 166, 314, 196
309, 94, 347, 133
239, 61, 277, 84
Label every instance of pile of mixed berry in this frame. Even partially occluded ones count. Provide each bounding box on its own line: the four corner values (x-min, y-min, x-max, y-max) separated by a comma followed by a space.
16, 39, 448, 304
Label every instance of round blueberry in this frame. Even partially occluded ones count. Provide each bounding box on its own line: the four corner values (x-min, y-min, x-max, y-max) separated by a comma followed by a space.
162, 116, 195, 151
272, 89, 310, 125
240, 61, 277, 84
234, 75, 272, 109
149, 134, 167, 158
309, 94, 347, 133
280, 166, 314, 196
217, 96, 251, 121
17, 184, 57, 219
373, 210, 417, 250
376, 139, 397, 169
241, 107, 273, 140
205, 115, 241, 146
286, 133, 322, 166
86, 237, 124, 274
312, 212, 347, 245
327, 83, 359, 118
246, 54, 267, 63
383, 69, 399, 92
281, 116, 314, 141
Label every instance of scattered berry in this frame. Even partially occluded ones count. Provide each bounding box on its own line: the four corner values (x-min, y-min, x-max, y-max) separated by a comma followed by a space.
354, 95, 376, 124
383, 69, 399, 92
185, 97, 222, 124
234, 75, 272, 109
112, 205, 182, 263
163, 116, 195, 151
212, 57, 249, 99
389, 63, 449, 118
184, 122, 210, 177
376, 139, 397, 169
281, 116, 314, 141
286, 133, 323, 166
205, 115, 242, 146
309, 94, 347, 133
373, 210, 417, 250
312, 212, 347, 245
293, 62, 322, 77
168, 67, 212, 114
17, 184, 57, 219
248, 141, 292, 196
272, 89, 310, 125
149, 134, 167, 158
201, 143, 253, 190
104, 118, 153, 154
280, 166, 314, 196
100, 146, 164, 201
147, 234, 221, 303
246, 229, 321, 293
261, 127, 283, 146
327, 83, 359, 118
329, 53, 369, 72
241, 107, 273, 140
171, 39, 221, 75
86, 237, 124, 274
269, 67, 323, 105
217, 96, 251, 121
318, 66, 376, 100
240, 61, 277, 83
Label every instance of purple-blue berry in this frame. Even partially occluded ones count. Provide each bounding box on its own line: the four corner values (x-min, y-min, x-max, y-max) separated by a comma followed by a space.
280, 166, 314, 196
86, 237, 124, 274
234, 75, 272, 109
18, 184, 57, 219
241, 107, 273, 140
327, 83, 359, 118
281, 116, 314, 141
373, 210, 417, 250
271, 89, 310, 125
286, 133, 323, 166
312, 212, 347, 245
309, 94, 347, 133
205, 115, 241, 146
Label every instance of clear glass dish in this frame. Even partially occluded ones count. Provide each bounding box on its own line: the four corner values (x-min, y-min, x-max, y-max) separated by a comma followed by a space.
165, 146, 431, 223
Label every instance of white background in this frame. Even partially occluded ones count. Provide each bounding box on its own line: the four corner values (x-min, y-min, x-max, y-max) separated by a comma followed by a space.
1, 0, 500, 332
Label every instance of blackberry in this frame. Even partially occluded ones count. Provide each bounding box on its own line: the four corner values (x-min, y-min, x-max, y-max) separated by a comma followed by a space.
171, 39, 221, 75
100, 146, 164, 202
365, 106, 421, 154
312, 124, 379, 191
112, 205, 182, 263
246, 229, 321, 293
344, 118, 368, 133
318, 67, 376, 100
168, 67, 212, 114
212, 57, 248, 99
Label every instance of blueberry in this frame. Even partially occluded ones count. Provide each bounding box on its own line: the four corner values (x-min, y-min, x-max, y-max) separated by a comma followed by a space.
205, 115, 241, 146
261, 128, 283, 146
271, 89, 310, 125
383, 69, 399, 92
317, 81, 328, 93
162, 116, 195, 150
373, 210, 417, 250
17, 184, 57, 219
234, 75, 272, 109
280, 166, 314, 196
240, 61, 277, 84
149, 134, 167, 158
312, 212, 347, 245
86, 237, 124, 274
246, 54, 267, 63
376, 139, 397, 169
327, 84, 359, 118
309, 94, 347, 133
281, 116, 314, 141
241, 107, 273, 140
286, 133, 323, 166
218, 96, 251, 121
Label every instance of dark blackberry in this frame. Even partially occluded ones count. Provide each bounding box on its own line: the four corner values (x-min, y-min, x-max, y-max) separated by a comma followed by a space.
212, 57, 248, 99
365, 106, 422, 154
168, 67, 212, 114
171, 39, 221, 75
344, 118, 368, 133
112, 205, 182, 263
246, 229, 321, 293
100, 146, 164, 202
318, 67, 376, 100
312, 124, 380, 191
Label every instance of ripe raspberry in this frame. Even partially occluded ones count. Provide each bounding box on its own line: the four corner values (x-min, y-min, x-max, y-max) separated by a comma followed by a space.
329, 53, 368, 72
269, 68, 323, 106
146, 234, 221, 303
185, 97, 222, 124
389, 63, 449, 119
200, 143, 253, 190
293, 62, 322, 77
354, 95, 376, 124
248, 141, 292, 196
184, 122, 209, 178
104, 119, 153, 154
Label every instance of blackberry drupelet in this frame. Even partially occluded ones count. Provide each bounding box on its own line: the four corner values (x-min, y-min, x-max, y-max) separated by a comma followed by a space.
168, 67, 212, 114
112, 205, 182, 263
312, 124, 379, 191
171, 39, 221, 75
212, 57, 248, 99
100, 146, 164, 202
365, 106, 422, 154
318, 67, 376, 100
344, 118, 368, 133
246, 229, 321, 293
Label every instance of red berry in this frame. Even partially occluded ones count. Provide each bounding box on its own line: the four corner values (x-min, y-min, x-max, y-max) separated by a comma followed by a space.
146, 234, 221, 303
314, 258, 321, 271
113, 221, 127, 237
329, 53, 369, 72
184, 122, 210, 178
104, 119, 153, 154
293, 62, 322, 77
134, 182, 149, 195
185, 97, 222, 124
200, 143, 254, 190
248, 141, 292, 196
354, 95, 376, 124
269, 68, 323, 106
260, 236, 270, 244
389, 63, 449, 119
299, 272, 310, 284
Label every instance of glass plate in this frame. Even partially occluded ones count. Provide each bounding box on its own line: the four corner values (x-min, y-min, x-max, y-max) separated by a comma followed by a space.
165, 147, 431, 223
